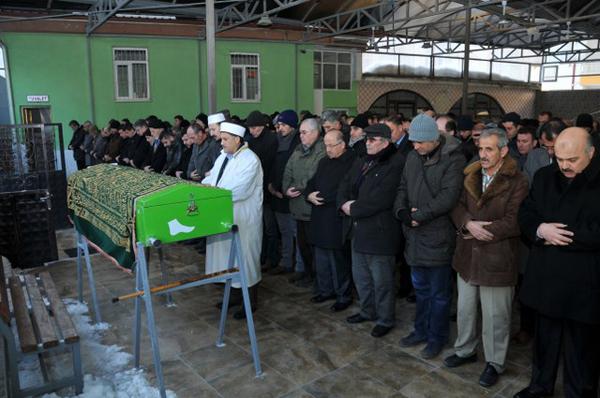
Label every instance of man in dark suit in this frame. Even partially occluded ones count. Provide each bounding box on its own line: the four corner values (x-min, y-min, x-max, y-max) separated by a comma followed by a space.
516, 127, 600, 398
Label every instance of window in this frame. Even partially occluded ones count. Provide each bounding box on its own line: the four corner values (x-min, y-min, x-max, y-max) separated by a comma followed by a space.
113, 48, 149, 101
0, 44, 14, 123
230, 53, 260, 102
314, 50, 352, 90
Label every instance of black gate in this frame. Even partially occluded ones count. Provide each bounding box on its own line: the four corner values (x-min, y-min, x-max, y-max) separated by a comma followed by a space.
0, 123, 67, 268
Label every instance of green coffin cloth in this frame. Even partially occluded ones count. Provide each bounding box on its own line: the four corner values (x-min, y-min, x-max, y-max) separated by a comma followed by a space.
67, 164, 190, 269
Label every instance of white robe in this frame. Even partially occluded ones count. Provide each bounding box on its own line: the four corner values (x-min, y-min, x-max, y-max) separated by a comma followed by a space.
202, 144, 263, 287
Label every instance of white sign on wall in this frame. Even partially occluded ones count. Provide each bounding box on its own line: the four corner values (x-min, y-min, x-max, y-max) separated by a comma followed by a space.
26, 95, 49, 102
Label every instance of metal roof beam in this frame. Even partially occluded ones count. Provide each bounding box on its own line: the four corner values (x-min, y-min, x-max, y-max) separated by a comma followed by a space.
86, 0, 133, 35
215, 0, 310, 33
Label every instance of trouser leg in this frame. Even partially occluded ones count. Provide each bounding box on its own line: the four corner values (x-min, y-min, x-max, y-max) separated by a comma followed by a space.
296, 220, 314, 278
370, 254, 396, 328
562, 319, 600, 398
410, 266, 430, 339
427, 266, 452, 344
480, 285, 514, 372
330, 248, 352, 303
530, 313, 562, 394
314, 246, 335, 297
262, 204, 279, 268
454, 275, 479, 358
275, 212, 294, 271
351, 246, 375, 320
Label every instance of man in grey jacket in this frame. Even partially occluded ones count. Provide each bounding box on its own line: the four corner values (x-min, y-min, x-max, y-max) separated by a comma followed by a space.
394, 113, 466, 359
282, 118, 326, 288
187, 123, 218, 181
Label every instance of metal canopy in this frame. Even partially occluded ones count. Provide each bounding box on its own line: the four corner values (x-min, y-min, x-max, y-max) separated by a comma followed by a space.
2, 0, 600, 60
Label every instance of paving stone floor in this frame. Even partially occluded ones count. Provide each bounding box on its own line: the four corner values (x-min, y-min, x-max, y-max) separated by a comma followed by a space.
7, 228, 572, 398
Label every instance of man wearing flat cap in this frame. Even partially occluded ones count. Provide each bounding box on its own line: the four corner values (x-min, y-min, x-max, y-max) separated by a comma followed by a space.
203, 122, 263, 319
394, 113, 465, 359
338, 123, 404, 338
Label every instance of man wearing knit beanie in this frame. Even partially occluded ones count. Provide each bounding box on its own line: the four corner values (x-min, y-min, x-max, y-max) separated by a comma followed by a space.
394, 113, 466, 359
277, 109, 298, 130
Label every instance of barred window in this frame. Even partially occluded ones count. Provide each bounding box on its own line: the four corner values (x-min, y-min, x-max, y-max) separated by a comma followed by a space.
314, 50, 352, 90
113, 48, 150, 101
230, 53, 260, 102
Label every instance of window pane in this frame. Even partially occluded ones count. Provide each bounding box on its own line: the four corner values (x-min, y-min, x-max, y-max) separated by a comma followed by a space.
323, 52, 337, 63
434, 57, 462, 78
246, 67, 259, 100
362, 53, 398, 75
399, 55, 430, 76
338, 52, 351, 64
338, 64, 351, 89
114, 49, 146, 61
313, 51, 321, 62
323, 64, 336, 89
314, 63, 321, 89
132, 63, 148, 99
232, 67, 243, 99
116, 65, 129, 98
468, 60, 490, 79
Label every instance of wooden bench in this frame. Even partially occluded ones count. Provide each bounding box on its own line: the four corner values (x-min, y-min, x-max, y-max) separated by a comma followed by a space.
0, 259, 83, 397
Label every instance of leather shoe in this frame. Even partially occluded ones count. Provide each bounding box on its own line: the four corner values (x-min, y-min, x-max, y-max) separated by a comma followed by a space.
406, 294, 416, 303
479, 363, 499, 387
310, 294, 336, 303
346, 313, 371, 324
400, 332, 427, 347
443, 353, 477, 368
513, 387, 552, 398
371, 325, 393, 338
330, 301, 351, 312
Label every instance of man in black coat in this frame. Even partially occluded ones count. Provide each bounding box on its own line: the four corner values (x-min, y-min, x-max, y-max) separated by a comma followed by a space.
338, 123, 405, 338
348, 113, 368, 159
130, 119, 151, 169
306, 130, 356, 312
516, 127, 600, 398
268, 110, 301, 275
68, 120, 87, 170
246, 110, 279, 272
144, 119, 167, 173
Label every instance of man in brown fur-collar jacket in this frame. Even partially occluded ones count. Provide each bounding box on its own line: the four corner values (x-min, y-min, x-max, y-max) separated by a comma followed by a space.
443, 128, 529, 388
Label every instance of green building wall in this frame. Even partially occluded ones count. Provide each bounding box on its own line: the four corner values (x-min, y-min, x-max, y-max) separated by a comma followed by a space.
0, 32, 357, 143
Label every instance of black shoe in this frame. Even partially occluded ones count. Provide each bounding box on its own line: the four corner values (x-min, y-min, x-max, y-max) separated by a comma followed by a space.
420, 342, 444, 359
479, 363, 499, 388
406, 294, 416, 303
513, 387, 552, 398
346, 313, 371, 324
443, 353, 477, 368
396, 288, 412, 299
400, 332, 427, 347
330, 301, 351, 312
310, 294, 336, 303
371, 325, 393, 338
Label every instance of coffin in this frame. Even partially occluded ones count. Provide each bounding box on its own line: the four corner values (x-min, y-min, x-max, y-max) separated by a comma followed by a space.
67, 164, 233, 269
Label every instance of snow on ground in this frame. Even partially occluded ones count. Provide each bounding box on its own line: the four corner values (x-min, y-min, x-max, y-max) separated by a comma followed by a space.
18, 299, 176, 398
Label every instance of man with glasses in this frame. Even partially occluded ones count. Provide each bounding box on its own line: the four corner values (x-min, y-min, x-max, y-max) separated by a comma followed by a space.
338, 123, 405, 338
306, 130, 356, 311
282, 118, 326, 288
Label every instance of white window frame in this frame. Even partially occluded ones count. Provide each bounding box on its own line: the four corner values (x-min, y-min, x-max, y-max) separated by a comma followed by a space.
314, 50, 353, 91
113, 47, 150, 102
230, 52, 261, 103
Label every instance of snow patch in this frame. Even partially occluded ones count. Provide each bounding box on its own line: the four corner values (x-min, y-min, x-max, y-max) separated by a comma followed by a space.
18, 298, 176, 398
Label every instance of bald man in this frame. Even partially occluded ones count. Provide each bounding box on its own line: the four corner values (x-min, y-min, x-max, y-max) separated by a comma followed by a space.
516, 127, 600, 398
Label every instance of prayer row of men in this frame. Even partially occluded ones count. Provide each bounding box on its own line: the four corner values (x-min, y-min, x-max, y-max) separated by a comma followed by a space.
69, 108, 600, 398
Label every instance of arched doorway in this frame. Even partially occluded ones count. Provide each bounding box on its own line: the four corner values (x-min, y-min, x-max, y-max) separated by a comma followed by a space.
450, 93, 504, 120
368, 89, 433, 118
